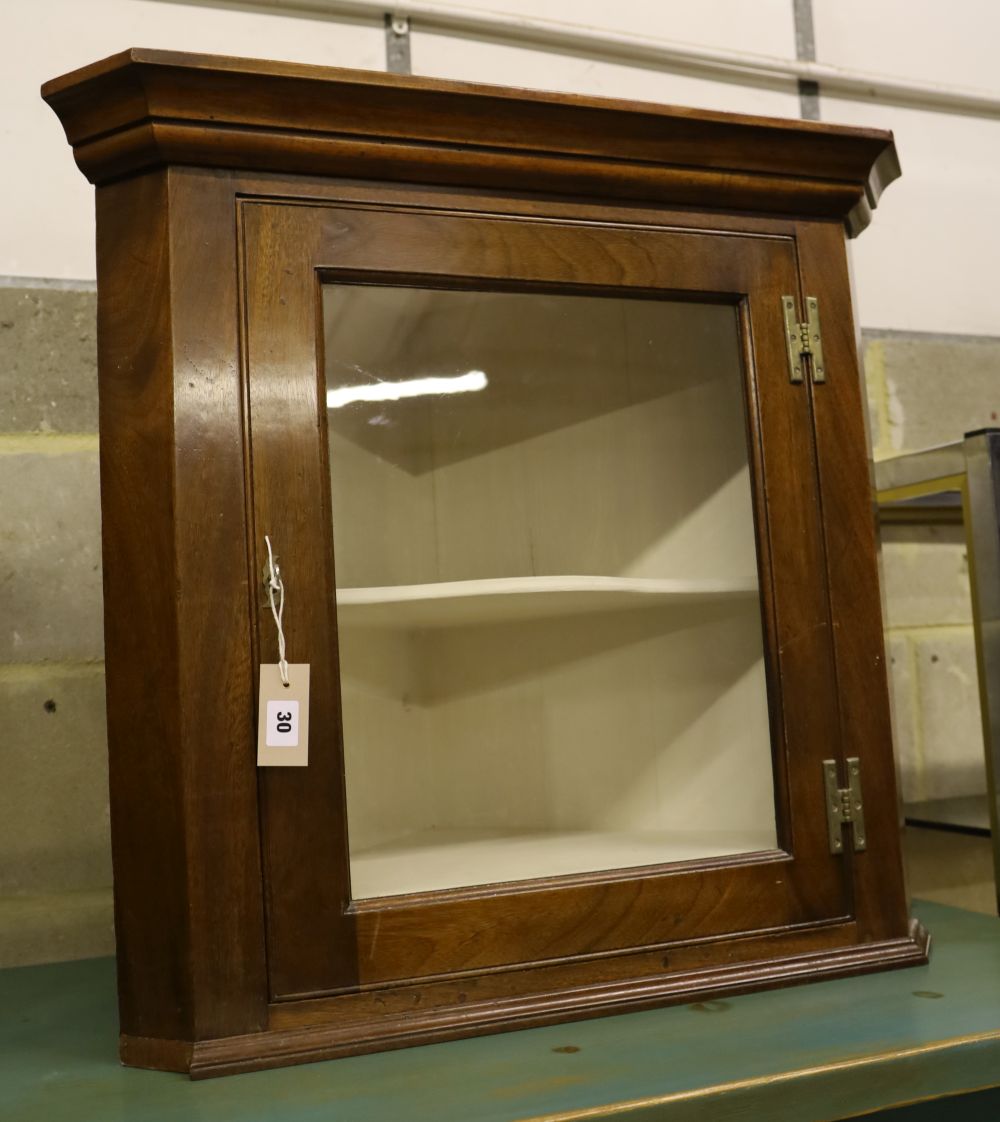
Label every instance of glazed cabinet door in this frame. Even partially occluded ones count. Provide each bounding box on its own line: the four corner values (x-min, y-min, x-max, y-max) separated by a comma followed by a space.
241, 199, 856, 1003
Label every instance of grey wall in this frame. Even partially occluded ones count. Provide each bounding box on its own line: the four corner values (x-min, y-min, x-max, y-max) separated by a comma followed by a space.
0, 283, 112, 965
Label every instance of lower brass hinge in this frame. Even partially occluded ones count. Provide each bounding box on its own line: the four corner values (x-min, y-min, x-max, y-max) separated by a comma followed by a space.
782, 295, 826, 384
823, 757, 867, 853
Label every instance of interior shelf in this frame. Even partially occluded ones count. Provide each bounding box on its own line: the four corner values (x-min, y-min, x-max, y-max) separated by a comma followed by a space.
350, 826, 779, 898
336, 574, 759, 629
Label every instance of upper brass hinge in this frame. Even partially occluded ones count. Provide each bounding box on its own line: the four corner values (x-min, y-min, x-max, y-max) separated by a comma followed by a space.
823, 757, 867, 854
781, 295, 826, 384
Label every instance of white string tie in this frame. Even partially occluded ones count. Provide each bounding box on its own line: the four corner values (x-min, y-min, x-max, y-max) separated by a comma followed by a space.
264, 535, 289, 687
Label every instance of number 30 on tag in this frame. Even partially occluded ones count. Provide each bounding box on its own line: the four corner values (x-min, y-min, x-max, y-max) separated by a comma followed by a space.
257, 664, 310, 767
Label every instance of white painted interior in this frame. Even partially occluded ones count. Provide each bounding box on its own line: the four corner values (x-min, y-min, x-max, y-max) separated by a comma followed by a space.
8, 0, 999, 334
323, 285, 777, 898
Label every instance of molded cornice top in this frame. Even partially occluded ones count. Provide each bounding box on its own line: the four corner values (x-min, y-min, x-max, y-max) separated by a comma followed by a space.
43, 48, 899, 236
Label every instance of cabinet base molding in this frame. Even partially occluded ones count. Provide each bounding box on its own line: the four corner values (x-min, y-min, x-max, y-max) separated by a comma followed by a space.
127, 923, 929, 1079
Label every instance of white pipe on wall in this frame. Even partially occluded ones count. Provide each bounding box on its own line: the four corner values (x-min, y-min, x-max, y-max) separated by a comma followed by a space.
185, 0, 1000, 118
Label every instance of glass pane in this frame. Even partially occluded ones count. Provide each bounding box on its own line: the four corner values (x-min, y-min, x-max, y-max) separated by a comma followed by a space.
322, 285, 777, 898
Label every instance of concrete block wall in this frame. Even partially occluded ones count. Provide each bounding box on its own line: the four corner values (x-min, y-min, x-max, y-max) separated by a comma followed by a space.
865, 333, 1000, 805
2, 281, 997, 964
0, 281, 114, 965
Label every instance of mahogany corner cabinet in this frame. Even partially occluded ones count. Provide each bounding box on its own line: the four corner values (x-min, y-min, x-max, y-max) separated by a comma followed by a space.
44, 49, 927, 1079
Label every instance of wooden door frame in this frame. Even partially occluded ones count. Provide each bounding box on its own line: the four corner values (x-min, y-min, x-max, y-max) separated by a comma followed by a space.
240, 194, 901, 1005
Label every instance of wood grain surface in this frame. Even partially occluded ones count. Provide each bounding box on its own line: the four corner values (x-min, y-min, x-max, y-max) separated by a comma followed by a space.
42, 48, 898, 235
44, 54, 920, 1077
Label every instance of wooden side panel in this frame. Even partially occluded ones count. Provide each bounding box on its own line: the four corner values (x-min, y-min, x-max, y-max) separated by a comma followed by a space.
96, 168, 267, 1044
97, 172, 191, 1041
168, 169, 269, 1035
795, 220, 910, 941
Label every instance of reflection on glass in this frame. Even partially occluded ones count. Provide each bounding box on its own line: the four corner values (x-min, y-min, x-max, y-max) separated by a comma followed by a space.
323, 285, 777, 898
327, 369, 488, 408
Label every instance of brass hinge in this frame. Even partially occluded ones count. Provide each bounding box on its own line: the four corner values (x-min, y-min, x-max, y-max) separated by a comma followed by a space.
823, 757, 867, 853
781, 295, 826, 384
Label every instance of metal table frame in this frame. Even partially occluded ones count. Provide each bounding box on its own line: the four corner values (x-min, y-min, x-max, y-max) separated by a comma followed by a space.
876, 428, 1000, 911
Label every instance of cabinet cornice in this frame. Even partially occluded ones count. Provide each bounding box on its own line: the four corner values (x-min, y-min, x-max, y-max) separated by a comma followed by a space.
43, 47, 898, 236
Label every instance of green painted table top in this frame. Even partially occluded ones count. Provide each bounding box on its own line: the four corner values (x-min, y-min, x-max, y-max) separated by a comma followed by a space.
4, 901, 1000, 1122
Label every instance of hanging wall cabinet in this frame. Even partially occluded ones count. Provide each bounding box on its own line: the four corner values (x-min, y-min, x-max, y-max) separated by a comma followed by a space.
44, 49, 927, 1078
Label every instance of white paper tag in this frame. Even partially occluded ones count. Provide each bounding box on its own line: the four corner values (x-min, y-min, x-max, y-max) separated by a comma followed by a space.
257, 663, 310, 767
266, 699, 299, 747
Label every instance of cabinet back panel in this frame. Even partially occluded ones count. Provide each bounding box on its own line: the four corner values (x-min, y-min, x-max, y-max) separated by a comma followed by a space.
324, 287, 757, 585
